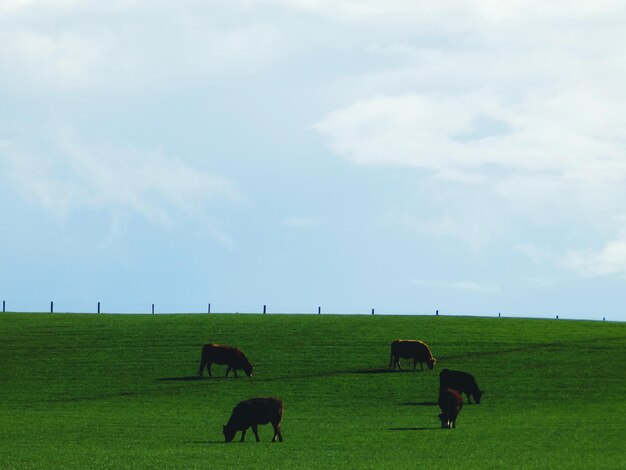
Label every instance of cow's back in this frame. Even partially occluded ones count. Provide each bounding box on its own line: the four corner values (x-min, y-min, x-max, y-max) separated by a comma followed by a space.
440, 369, 480, 400
392, 339, 430, 358
203, 344, 238, 364
231, 397, 283, 426
392, 340, 416, 357
440, 369, 476, 388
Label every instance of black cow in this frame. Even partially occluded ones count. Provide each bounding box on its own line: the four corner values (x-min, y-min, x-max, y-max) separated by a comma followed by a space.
197, 344, 253, 378
439, 369, 483, 404
223, 397, 283, 442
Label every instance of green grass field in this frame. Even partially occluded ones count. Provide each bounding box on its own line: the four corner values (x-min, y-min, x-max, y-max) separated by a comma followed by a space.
1, 313, 625, 469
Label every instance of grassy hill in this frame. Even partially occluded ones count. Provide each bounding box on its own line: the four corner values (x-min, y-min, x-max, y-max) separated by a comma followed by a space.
1, 313, 624, 469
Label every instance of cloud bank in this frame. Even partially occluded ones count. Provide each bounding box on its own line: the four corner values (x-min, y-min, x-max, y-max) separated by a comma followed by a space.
313, 1, 626, 278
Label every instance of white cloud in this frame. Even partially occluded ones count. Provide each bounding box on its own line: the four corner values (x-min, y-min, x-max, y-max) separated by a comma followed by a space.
412, 278, 500, 292
313, 1, 626, 278
315, 90, 626, 184
0, 131, 239, 228
0, 1, 282, 91
564, 239, 626, 278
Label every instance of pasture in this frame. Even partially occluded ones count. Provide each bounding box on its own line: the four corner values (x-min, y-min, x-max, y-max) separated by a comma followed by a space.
1, 313, 625, 469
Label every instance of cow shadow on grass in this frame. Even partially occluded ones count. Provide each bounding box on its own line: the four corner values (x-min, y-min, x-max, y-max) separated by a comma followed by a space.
158, 376, 209, 382
397, 401, 438, 406
158, 375, 255, 382
158, 368, 427, 383
349, 368, 423, 375
389, 427, 438, 431
350, 368, 394, 375
188, 440, 226, 445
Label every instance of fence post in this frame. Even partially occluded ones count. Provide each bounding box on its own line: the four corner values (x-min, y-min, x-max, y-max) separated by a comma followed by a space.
98, 302, 101, 314
2, 300, 5, 313
51, 301, 54, 313
208, 303, 211, 314
318, 306, 321, 315
152, 304, 155, 315
263, 305, 266, 314
371, 308, 374, 315
436, 310, 439, 316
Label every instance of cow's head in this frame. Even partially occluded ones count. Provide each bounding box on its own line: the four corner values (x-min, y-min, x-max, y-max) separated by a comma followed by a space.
223, 424, 236, 442
243, 362, 254, 377
437, 413, 448, 429
427, 358, 436, 370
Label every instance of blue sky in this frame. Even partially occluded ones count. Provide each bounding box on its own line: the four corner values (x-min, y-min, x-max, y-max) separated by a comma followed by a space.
1, 1, 625, 320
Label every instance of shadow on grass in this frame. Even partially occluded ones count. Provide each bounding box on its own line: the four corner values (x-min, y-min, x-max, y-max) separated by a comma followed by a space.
158, 375, 253, 382
389, 427, 438, 431
397, 401, 438, 406
158, 367, 431, 383
350, 369, 394, 375
349, 368, 425, 375
158, 376, 208, 382
188, 441, 225, 445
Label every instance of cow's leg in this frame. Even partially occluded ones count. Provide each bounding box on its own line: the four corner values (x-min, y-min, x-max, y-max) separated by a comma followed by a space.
252, 425, 260, 442
207, 362, 213, 377
233, 369, 238, 378
466, 393, 472, 404
225, 365, 231, 377
197, 360, 205, 377
272, 422, 283, 442
413, 359, 417, 371
240, 428, 246, 442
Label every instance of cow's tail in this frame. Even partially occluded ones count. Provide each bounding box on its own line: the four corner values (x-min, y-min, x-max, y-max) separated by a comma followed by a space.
197, 346, 207, 376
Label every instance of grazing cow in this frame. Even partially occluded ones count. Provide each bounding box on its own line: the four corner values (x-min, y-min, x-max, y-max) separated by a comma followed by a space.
197, 344, 253, 378
439, 369, 483, 404
389, 340, 436, 371
438, 388, 463, 429
223, 397, 284, 443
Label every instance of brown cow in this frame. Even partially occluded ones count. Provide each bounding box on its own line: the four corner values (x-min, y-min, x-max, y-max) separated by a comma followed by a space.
389, 339, 436, 371
197, 344, 253, 378
223, 397, 284, 442
438, 388, 463, 429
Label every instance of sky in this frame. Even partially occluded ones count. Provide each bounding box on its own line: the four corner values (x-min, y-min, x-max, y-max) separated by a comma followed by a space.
1, 0, 625, 320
